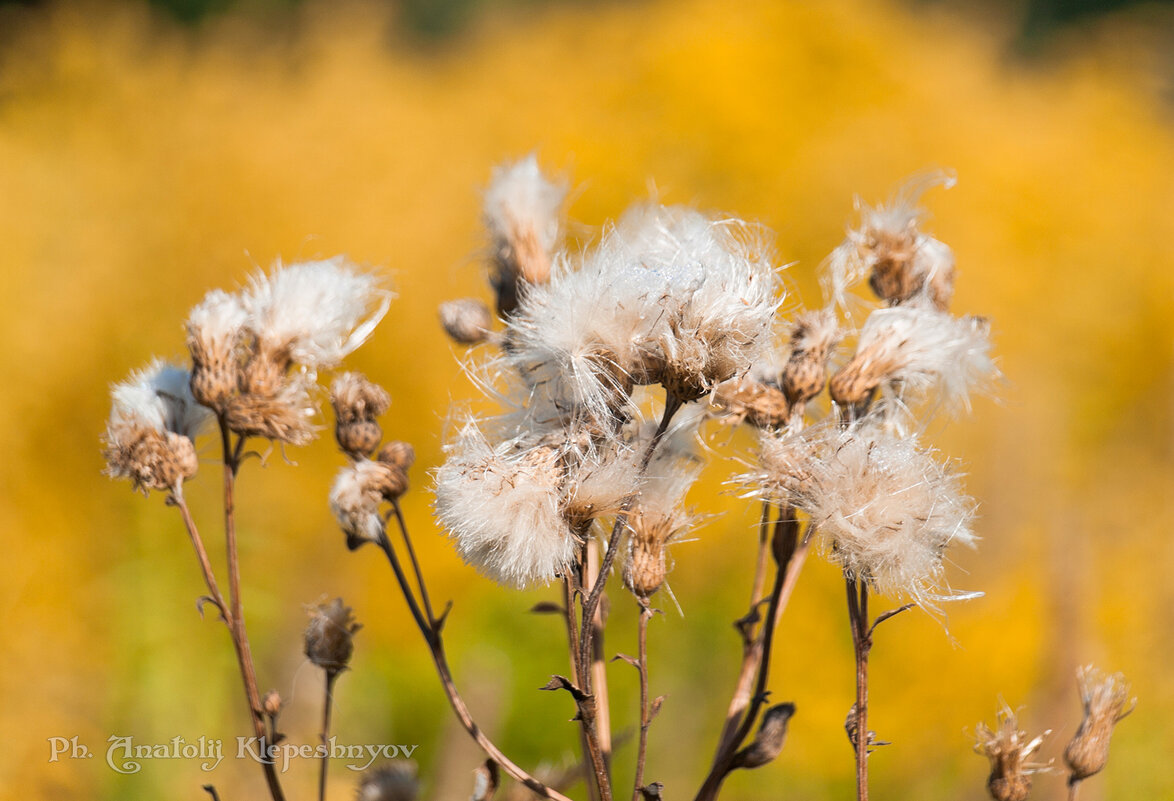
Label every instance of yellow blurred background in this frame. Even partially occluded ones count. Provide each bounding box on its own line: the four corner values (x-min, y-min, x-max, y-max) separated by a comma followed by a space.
2, 0, 1173, 798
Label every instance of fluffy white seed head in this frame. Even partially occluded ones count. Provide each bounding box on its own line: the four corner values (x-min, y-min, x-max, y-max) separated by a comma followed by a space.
434, 420, 579, 588
330, 459, 394, 550
186, 289, 249, 409
506, 204, 781, 422
103, 359, 210, 492
484, 155, 567, 266
759, 424, 977, 605
831, 306, 996, 414
243, 257, 392, 370
823, 170, 957, 311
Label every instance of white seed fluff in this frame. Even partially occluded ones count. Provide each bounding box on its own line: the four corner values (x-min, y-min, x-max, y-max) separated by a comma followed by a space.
243, 257, 392, 369
484, 155, 568, 259
760, 425, 976, 605
506, 204, 780, 421
434, 420, 579, 588
329, 460, 390, 547
108, 359, 210, 439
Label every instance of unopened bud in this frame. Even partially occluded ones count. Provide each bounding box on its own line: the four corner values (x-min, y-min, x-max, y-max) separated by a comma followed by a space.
781, 309, 839, 408
439, 298, 493, 345
624, 512, 675, 599
377, 441, 415, 471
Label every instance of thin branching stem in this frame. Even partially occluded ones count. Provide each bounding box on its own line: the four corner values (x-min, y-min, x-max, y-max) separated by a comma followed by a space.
391, 499, 436, 624
578, 393, 682, 675
633, 601, 654, 801
217, 418, 285, 801
170, 489, 231, 626
378, 519, 576, 801
694, 516, 812, 801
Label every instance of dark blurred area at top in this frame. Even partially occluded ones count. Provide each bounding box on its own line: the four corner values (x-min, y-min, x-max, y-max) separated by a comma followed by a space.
0, 0, 1171, 48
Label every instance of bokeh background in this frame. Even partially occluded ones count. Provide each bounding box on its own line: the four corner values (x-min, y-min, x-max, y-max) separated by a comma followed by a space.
3, 0, 1174, 798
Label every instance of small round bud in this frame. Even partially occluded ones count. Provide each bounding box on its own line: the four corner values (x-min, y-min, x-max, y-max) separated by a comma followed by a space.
377, 441, 415, 471
439, 298, 493, 345
304, 599, 361, 677
331, 373, 391, 459
624, 513, 674, 599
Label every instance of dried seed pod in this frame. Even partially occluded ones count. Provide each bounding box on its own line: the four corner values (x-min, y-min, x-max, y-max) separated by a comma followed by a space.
304, 599, 361, 677
186, 289, 247, 412
439, 298, 493, 345
713, 378, 790, 429
1064, 666, 1135, 783
377, 441, 416, 471
624, 511, 676, 599
782, 309, 840, 409
332, 373, 391, 459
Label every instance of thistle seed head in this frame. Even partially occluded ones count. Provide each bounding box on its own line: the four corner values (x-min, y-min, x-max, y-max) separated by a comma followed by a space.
974, 703, 1051, 801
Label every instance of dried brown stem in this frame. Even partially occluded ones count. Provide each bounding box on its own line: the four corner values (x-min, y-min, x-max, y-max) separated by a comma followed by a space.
391, 499, 436, 624
379, 518, 575, 801
217, 418, 285, 801
563, 574, 601, 801
633, 602, 654, 801
587, 541, 613, 767
846, 575, 870, 801
318, 671, 338, 801
170, 489, 230, 626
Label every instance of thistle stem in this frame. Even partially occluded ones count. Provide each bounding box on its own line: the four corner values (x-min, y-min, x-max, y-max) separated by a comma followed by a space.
216, 418, 285, 801
318, 672, 338, 801
694, 515, 811, 801
846, 575, 870, 801
379, 515, 575, 801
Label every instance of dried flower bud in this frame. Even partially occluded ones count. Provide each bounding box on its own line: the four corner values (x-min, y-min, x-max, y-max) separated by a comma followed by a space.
712, 378, 789, 429
262, 690, 282, 718
223, 374, 317, 446
624, 514, 670, 599
186, 289, 247, 411
332, 373, 391, 459
304, 599, 361, 676
733, 703, 795, 770
356, 761, 419, 801
1064, 666, 1135, 783
440, 298, 493, 345
974, 703, 1051, 801
377, 441, 416, 471
781, 309, 840, 409
102, 361, 210, 494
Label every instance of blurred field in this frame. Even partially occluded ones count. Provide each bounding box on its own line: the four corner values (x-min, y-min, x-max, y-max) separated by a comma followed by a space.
2, 0, 1173, 798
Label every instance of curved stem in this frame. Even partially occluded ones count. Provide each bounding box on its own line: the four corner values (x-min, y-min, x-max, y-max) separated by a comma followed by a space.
170, 489, 231, 627
377, 527, 574, 801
